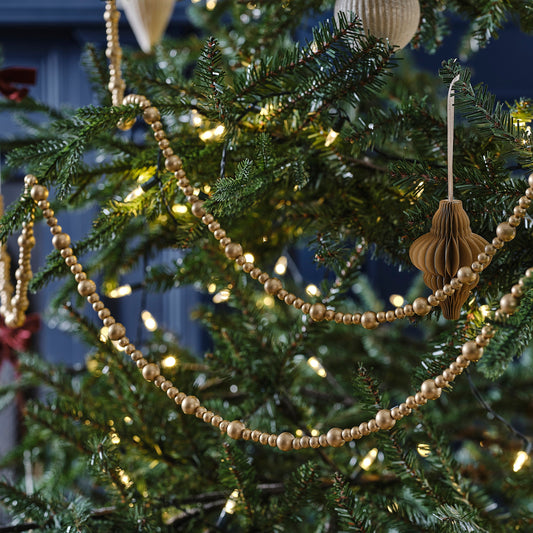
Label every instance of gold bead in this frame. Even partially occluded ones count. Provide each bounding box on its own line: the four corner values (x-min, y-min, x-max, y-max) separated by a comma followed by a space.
519, 196, 531, 208
413, 297, 431, 316
77, 279, 96, 297
385, 310, 396, 322
219, 420, 230, 433
390, 407, 402, 420
398, 403, 411, 416
511, 284, 524, 298
319, 434, 328, 447
227, 420, 245, 440
358, 422, 370, 436
375, 409, 396, 430
309, 302, 327, 321
65, 256, 77, 267
225, 242, 243, 260
394, 307, 405, 319
250, 430, 261, 442
361, 311, 378, 329
165, 155, 182, 172
117, 118, 135, 131
527, 187, 533, 199
434, 289, 446, 301
250, 268, 261, 279
449, 362, 463, 375
191, 202, 205, 218
143, 106, 161, 124
450, 277, 463, 289
108, 322, 126, 341
351, 426, 362, 440
342, 313, 353, 325
24, 174, 37, 187
492, 237, 504, 249
435, 375, 448, 388
325, 309, 335, 321
104, 318, 116, 328
31, 185, 48, 202
75, 273, 87, 283
403, 304, 414, 317
405, 396, 417, 409
376, 311, 386, 323
284, 293, 296, 305
70, 264, 82, 274
496, 222, 516, 242
98, 308, 110, 320
181, 395, 200, 415
136, 359, 148, 369
207, 220, 219, 232
153, 130, 166, 141
475, 335, 489, 347
258, 272, 269, 284
301, 303, 311, 314
442, 369, 455, 382
484, 244, 496, 256
38, 200, 50, 210
142, 363, 160, 382
500, 293, 518, 314
264, 277, 282, 296
61, 248, 73, 258
457, 266, 477, 284
203, 411, 214, 423
368, 420, 379, 432
213, 229, 226, 240
52, 233, 71, 250
529, 173, 533, 188
471, 262, 483, 273
259, 433, 269, 445
276, 432, 295, 451
420, 379, 441, 400
414, 392, 427, 405
195, 406, 207, 419
243, 262, 254, 273
309, 437, 320, 449
508, 215, 521, 227
326, 428, 344, 447
159, 139, 170, 149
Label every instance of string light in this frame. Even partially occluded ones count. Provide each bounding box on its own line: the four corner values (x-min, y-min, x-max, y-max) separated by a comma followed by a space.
262, 296, 275, 308
100, 326, 109, 342
172, 204, 188, 214
141, 310, 158, 332
389, 294, 404, 307
360, 448, 378, 470
305, 284, 321, 297
244, 253, 255, 263
124, 186, 143, 202
274, 256, 288, 275
513, 450, 529, 472
162, 355, 178, 368
108, 284, 132, 298
123, 416, 133, 424
307, 356, 327, 378
324, 129, 339, 147
213, 289, 230, 303
191, 109, 203, 126
206, 0, 217, 10
417, 444, 431, 457
110, 433, 120, 445
311, 429, 320, 437
199, 124, 225, 141
223, 489, 239, 514
479, 305, 491, 318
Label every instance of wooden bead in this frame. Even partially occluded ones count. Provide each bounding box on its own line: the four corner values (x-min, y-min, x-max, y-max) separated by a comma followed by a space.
142, 363, 160, 382
225, 243, 243, 260
52, 233, 71, 250
277, 432, 295, 451
326, 428, 344, 447
108, 323, 126, 341
77, 279, 96, 297
413, 297, 431, 316
309, 302, 327, 321
420, 379, 441, 400
361, 311, 378, 329
227, 420, 245, 440
500, 293, 518, 314
181, 395, 200, 415
375, 409, 396, 430
496, 222, 516, 242
143, 106, 160, 124
165, 155, 182, 172
457, 266, 477, 284
31, 185, 48, 202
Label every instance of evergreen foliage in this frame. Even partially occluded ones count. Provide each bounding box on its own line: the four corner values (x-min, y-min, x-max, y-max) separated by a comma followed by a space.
0, 1, 532, 531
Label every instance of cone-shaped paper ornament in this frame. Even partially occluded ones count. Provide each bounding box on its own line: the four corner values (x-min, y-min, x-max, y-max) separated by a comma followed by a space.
334, 0, 420, 50
120, 0, 176, 53
409, 200, 489, 319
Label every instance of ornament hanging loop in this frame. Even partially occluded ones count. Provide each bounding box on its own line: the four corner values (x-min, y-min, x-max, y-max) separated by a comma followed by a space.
447, 74, 460, 202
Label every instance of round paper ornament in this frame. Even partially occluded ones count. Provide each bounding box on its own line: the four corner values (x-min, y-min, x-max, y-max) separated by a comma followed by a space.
119, 0, 176, 53
334, 0, 420, 50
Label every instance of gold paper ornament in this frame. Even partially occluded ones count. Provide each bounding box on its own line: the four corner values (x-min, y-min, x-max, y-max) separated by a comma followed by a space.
334, 0, 421, 50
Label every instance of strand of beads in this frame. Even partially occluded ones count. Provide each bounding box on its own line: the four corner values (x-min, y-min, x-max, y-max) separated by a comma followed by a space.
101, 0, 533, 329
0, 175, 37, 328
135, 93, 532, 329
25, 174, 532, 450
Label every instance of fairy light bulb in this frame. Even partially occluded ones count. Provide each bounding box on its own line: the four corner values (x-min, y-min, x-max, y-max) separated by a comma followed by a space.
199, 124, 225, 141
172, 204, 188, 214
307, 356, 327, 378
108, 284, 132, 298
274, 256, 288, 275
162, 355, 178, 368
223, 489, 239, 514
141, 310, 158, 332
324, 129, 339, 147
390, 294, 404, 307
417, 444, 431, 457
124, 186, 143, 202
305, 284, 320, 297
213, 289, 230, 303
244, 253, 255, 263
360, 448, 378, 470
513, 451, 529, 472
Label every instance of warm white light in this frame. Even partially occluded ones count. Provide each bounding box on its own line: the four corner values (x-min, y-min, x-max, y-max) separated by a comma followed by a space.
390, 294, 404, 307
295, 429, 303, 437
214, 125, 225, 136
274, 256, 288, 276
191, 110, 203, 125
207, 283, 217, 294
244, 253, 255, 263
141, 310, 158, 332
479, 305, 491, 318
417, 443, 431, 457
100, 326, 109, 342
123, 416, 133, 424
360, 448, 378, 471
324, 129, 339, 147
172, 204, 188, 214
124, 186, 143, 202
203, 185, 211, 193
162, 355, 178, 368
224, 489, 239, 514
311, 429, 320, 437
513, 451, 529, 472
213, 289, 230, 303
416, 181, 425, 198
108, 284, 132, 299
307, 356, 327, 378
110, 433, 121, 445
113, 340, 126, 352
263, 296, 275, 308
199, 124, 225, 141
305, 284, 320, 297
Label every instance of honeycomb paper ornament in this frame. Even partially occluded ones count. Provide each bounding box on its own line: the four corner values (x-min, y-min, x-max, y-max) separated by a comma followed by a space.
334, 0, 420, 50
119, 0, 176, 53
409, 200, 489, 319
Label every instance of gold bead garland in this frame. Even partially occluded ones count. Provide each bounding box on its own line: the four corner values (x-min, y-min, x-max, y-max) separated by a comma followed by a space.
0, 175, 38, 329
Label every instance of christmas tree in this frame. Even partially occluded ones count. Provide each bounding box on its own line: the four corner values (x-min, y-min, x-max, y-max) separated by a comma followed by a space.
1, 1, 533, 531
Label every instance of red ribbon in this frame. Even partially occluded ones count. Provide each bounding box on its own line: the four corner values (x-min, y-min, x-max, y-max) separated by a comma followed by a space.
0, 313, 40, 369
0, 67, 37, 102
